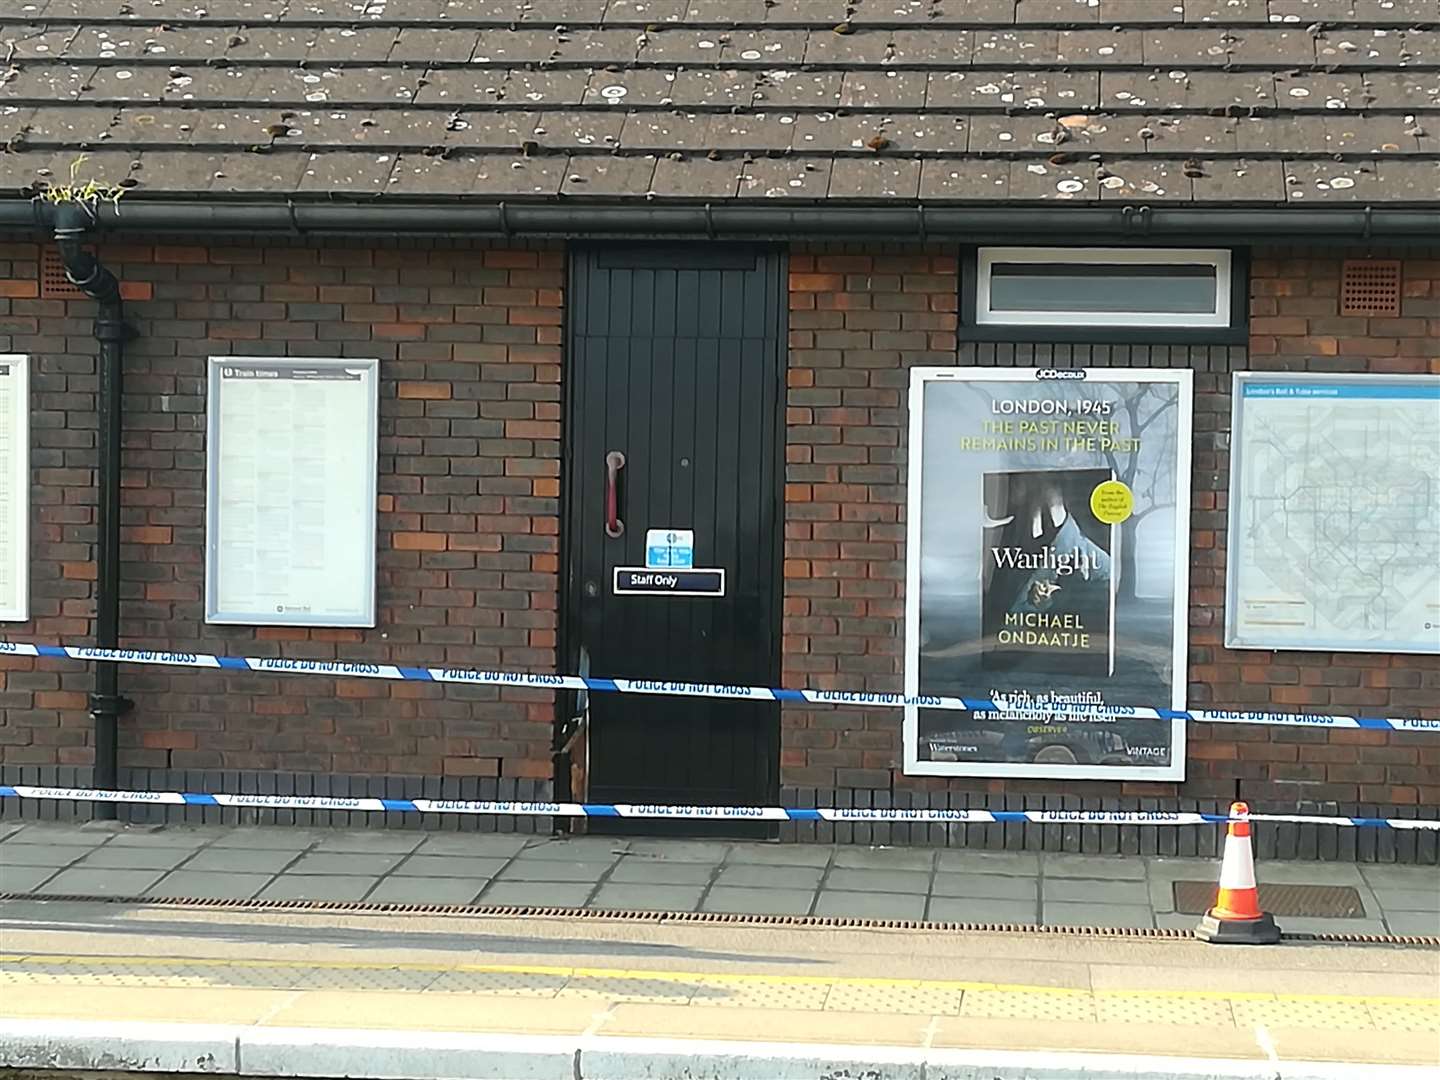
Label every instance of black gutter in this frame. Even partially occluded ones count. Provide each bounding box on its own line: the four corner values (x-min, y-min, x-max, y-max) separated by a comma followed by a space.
49, 203, 134, 809
5, 200, 1440, 242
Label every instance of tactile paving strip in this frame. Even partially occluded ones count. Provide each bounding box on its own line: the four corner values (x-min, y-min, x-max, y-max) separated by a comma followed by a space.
557, 976, 698, 1005
1231, 997, 1378, 1032
697, 977, 832, 1011
1366, 1001, 1440, 1034
823, 981, 964, 1016
1094, 992, 1235, 1027
3, 954, 1436, 1035
960, 989, 1096, 1023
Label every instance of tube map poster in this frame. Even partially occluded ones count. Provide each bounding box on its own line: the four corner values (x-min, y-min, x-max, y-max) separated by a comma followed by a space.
1226, 374, 1440, 654
904, 368, 1193, 780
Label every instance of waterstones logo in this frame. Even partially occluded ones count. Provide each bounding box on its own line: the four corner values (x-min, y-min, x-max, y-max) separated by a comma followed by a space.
990, 545, 1101, 578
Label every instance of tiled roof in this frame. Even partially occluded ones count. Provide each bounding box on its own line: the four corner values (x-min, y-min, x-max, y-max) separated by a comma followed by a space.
1, 0, 1437, 206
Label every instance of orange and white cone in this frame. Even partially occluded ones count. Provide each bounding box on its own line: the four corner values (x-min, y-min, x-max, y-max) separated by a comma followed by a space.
1195, 802, 1281, 944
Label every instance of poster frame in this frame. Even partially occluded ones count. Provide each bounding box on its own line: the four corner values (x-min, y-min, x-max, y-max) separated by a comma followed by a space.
1225, 370, 1440, 654
0, 354, 28, 623
205, 355, 379, 628
903, 366, 1193, 781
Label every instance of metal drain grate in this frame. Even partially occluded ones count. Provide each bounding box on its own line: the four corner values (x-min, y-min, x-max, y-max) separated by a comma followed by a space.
3, 892, 1431, 945
1174, 881, 1367, 918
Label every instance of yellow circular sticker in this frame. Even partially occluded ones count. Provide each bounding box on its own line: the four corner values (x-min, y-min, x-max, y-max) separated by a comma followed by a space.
1090, 480, 1134, 525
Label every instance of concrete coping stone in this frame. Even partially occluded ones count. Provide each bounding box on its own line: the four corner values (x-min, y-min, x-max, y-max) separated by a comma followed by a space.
2, 1019, 1436, 1080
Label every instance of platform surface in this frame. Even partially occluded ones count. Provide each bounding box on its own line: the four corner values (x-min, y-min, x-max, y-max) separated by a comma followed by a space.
3, 819, 1437, 935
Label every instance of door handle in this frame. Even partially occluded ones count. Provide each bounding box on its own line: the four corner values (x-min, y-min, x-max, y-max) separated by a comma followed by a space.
604, 450, 626, 538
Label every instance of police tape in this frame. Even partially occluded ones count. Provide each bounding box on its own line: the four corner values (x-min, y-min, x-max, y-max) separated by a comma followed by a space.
0, 785, 1436, 829
3, 640, 1439, 735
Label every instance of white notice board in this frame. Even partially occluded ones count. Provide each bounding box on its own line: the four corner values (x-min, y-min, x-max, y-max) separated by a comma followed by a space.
1226, 373, 1440, 653
0, 355, 28, 622
206, 357, 379, 627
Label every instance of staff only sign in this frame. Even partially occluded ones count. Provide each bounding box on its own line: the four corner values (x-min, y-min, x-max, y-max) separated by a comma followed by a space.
904, 368, 1194, 780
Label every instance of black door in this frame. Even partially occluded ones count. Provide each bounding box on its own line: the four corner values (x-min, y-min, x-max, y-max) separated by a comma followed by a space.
564, 245, 785, 832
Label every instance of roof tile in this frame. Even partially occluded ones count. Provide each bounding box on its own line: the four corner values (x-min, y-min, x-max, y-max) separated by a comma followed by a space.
5, 0, 1433, 206
827, 157, 922, 199
739, 155, 833, 198
919, 157, 1011, 199
561, 153, 658, 196
839, 70, 929, 109
650, 154, 742, 197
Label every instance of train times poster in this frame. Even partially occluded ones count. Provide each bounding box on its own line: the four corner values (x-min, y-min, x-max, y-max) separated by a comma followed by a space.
904, 368, 1193, 780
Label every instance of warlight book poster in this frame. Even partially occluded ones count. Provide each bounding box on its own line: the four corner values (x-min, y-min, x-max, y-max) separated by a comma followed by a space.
904, 369, 1193, 780
979, 467, 1116, 678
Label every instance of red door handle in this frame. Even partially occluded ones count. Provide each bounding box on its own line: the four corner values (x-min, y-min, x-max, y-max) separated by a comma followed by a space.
605, 451, 626, 538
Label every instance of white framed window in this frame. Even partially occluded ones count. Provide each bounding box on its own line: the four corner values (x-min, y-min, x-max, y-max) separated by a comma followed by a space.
975, 247, 1232, 328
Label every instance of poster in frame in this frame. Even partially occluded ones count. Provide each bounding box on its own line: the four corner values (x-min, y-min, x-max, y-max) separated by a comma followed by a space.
903, 367, 1193, 781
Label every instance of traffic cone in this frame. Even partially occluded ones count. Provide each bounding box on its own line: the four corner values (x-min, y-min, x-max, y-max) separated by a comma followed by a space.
1195, 802, 1281, 944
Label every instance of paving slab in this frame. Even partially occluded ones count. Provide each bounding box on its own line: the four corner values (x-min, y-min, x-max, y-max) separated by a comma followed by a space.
714, 864, 824, 889
1044, 878, 1151, 905
310, 833, 427, 855
2, 828, 107, 847
926, 897, 1038, 923
606, 859, 717, 885
0, 865, 59, 893
105, 829, 218, 848
813, 890, 927, 920
73, 846, 197, 871
495, 859, 615, 883
0, 844, 91, 867
1147, 875, 1182, 914
724, 843, 833, 867
146, 871, 275, 900
1257, 860, 1366, 884
1275, 916, 1391, 935
0, 822, 25, 841
181, 848, 304, 874
391, 855, 510, 878
257, 875, 380, 902
476, 882, 597, 907
208, 830, 323, 850
1147, 858, 1220, 881
1383, 910, 1440, 936
34, 868, 168, 897
589, 883, 706, 912
411, 834, 532, 857
0, 835, 108, 852
930, 873, 1037, 901
1373, 888, 1440, 913
1044, 902, 1155, 928
934, 851, 1040, 875
1359, 864, 1440, 888
622, 839, 732, 863
701, 886, 816, 915
1042, 854, 1147, 880
517, 838, 629, 860
822, 867, 931, 894
831, 847, 937, 871
364, 877, 486, 905
286, 853, 407, 876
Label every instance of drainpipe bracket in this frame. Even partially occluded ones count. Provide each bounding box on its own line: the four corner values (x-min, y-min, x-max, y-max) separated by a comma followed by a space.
88, 693, 134, 720
94, 313, 137, 343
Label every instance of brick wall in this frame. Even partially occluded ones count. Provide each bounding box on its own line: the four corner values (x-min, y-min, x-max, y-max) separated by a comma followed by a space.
782, 246, 1440, 815
0, 237, 562, 789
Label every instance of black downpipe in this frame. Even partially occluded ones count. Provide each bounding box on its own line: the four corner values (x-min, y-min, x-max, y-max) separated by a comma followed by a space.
51, 204, 133, 810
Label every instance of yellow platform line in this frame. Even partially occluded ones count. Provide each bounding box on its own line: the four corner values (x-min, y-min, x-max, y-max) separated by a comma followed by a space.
2, 953, 1435, 1008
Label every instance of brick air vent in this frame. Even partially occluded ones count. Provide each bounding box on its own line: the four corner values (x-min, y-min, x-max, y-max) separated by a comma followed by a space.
40, 245, 89, 300
1339, 259, 1402, 318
